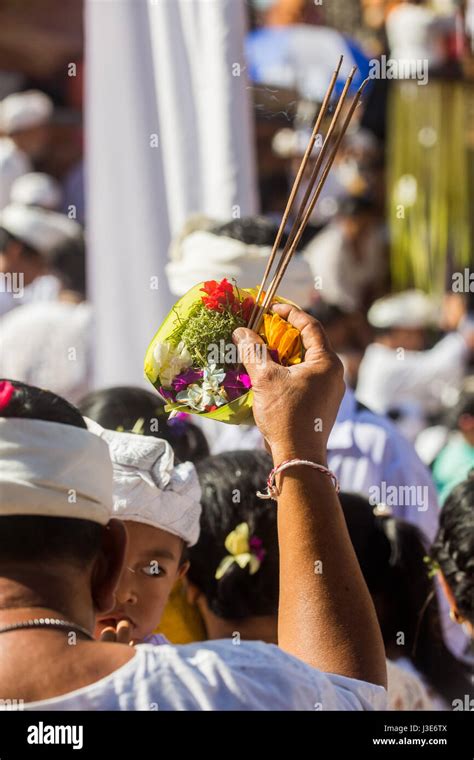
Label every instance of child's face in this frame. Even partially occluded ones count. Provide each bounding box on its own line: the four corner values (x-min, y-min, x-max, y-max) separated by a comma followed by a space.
96, 521, 188, 643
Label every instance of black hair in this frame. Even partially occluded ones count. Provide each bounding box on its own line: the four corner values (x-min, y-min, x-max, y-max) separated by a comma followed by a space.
0, 227, 40, 259
211, 215, 316, 251
447, 380, 474, 430
1, 379, 87, 429
337, 195, 377, 218
431, 476, 474, 627
188, 450, 278, 619
307, 300, 348, 327
47, 231, 86, 297
0, 380, 101, 566
78, 386, 210, 464
339, 493, 471, 706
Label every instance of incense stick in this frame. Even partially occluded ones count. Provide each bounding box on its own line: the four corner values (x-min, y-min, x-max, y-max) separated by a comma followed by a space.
247, 56, 344, 329
253, 77, 370, 331
248, 66, 357, 332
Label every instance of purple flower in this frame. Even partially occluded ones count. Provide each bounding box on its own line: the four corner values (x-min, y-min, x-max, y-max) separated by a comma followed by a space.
159, 386, 176, 402
171, 368, 203, 393
173, 412, 190, 421
167, 412, 190, 436
223, 370, 252, 401
250, 536, 266, 563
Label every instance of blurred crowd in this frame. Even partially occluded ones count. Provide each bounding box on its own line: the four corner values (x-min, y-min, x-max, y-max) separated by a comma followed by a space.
0, 0, 473, 712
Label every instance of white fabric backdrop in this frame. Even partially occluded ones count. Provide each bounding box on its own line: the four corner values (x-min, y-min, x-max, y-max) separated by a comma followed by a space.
86, 0, 257, 387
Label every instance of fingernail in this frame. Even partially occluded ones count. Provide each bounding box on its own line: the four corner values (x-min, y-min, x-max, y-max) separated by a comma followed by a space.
233, 327, 246, 343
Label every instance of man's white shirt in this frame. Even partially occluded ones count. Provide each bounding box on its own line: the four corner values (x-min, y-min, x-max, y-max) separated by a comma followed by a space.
21, 640, 386, 711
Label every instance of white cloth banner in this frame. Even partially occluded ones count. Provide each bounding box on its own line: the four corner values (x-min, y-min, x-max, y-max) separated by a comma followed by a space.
86, 0, 257, 387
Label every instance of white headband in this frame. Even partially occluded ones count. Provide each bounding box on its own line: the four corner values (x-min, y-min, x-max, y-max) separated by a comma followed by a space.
0, 417, 112, 524
85, 421, 202, 547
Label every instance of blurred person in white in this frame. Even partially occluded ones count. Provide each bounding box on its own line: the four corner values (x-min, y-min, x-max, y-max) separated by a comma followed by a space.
0, 202, 81, 317
273, 124, 384, 229
0, 91, 53, 211
303, 195, 387, 313
0, 308, 387, 710
10, 172, 62, 211
356, 290, 472, 442
386, 0, 455, 75
0, 232, 92, 405
167, 215, 314, 311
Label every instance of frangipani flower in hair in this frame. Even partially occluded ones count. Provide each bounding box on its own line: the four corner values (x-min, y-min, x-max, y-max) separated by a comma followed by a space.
215, 522, 266, 580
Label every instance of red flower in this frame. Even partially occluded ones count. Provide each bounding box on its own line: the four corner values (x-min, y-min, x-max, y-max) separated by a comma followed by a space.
240, 296, 255, 323
201, 279, 235, 311
0, 381, 15, 411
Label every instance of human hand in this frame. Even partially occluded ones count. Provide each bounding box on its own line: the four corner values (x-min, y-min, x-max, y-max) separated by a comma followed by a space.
99, 619, 137, 646
233, 304, 345, 463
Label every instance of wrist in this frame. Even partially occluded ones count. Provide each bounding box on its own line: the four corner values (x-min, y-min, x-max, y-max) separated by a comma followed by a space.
270, 439, 328, 468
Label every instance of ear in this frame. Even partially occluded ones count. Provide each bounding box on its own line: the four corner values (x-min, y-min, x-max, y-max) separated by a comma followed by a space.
177, 560, 190, 580
182, 576, 201, 606
91, 519, 128, 615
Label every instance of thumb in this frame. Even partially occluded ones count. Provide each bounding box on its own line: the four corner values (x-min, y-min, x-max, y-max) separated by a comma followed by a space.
232, 327, 274, 385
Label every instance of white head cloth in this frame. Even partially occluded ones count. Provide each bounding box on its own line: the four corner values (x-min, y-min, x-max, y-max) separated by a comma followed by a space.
0, 203, 80, 254
368, 290, 440, 330
0, 90, 53, 134
0, 417, 112, 524
86, 421, 202, 547
10, 172, 62, 210
166, 230, 314, 308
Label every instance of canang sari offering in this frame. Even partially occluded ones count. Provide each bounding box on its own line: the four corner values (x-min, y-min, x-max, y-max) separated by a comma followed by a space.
144, 280, 303, 425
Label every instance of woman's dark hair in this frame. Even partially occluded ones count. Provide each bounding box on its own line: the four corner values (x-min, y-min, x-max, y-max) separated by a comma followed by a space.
47, 232, 86, 298
78, 386, 210, 464
431, 476, 474, 627
0, 380, 101, 565
339, 493, 470, 705
211, 216, 285, 247
337, 195, 377, 218
307, 301, 348, 327
1, 379, 87, 429
188, 450, 278, 620
211, 215, 316, 250
0, 227, 41, 259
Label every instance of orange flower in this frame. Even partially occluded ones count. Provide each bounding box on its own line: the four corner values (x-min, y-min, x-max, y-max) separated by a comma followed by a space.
259, 312, 302, 366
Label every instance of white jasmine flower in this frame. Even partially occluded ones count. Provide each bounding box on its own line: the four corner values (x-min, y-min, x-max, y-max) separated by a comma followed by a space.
203, 363, 226, 391
153, 341, 192, 387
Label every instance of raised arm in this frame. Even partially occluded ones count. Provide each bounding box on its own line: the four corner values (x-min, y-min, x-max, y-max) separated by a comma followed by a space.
233, 304, 387, 687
